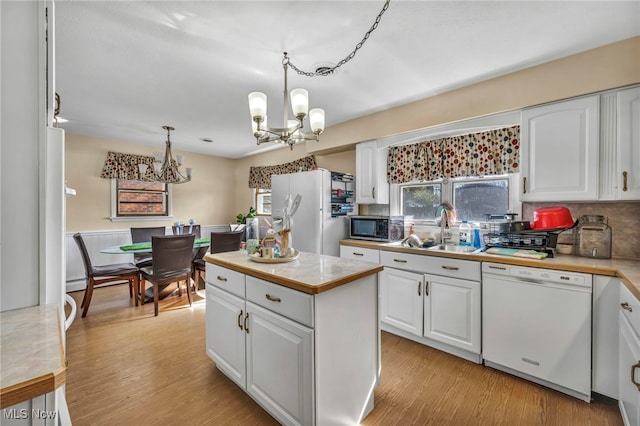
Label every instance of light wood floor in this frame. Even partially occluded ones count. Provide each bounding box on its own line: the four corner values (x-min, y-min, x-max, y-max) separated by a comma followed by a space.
65, 283, 622, 426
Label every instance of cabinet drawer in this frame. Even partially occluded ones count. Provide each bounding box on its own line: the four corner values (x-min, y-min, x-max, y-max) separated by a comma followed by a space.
246, 276, 314, 328
380, 250, 430, 272
424, 257, 480, 281
206, 263, 245, 298
620, 283, 640, 336
340, 245, 380, 263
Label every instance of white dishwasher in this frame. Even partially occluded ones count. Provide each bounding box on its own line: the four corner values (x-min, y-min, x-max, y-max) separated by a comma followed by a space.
482, 262, 592, 402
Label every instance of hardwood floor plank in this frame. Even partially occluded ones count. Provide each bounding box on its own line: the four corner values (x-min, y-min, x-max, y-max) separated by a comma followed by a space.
65, 284, 622, 425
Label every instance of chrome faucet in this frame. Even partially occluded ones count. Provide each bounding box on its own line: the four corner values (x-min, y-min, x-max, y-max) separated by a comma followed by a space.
439, 206, 451, 245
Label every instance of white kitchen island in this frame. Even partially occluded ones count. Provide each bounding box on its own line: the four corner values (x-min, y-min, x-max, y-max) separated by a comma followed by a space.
203, 250, 383, 426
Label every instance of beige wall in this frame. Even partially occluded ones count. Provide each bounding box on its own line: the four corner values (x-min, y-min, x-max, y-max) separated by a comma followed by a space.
65, 133, 236, 231
66, 37, 640, 232
233, 145, 355, 215
311, 36, 640, 153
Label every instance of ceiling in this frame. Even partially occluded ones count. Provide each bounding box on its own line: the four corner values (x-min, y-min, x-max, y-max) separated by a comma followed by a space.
55, 1, 640, 159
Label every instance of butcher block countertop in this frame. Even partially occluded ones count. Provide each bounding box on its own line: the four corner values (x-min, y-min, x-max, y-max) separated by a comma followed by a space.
0, 304, 66, 409
341, 239, 640, 299
204, 250, 383, 294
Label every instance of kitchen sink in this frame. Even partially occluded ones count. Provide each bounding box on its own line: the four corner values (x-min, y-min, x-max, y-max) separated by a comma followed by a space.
425, 244, 478, 253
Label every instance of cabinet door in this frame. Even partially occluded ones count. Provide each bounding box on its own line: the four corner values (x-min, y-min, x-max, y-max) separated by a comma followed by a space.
245, 302, 314, 426
356, 141, 377, 204
379, 268, 423, 336
423, 274, 480, 354
592, 275, 619, 398
520, 95, 599, 201
619, 312, 640, 426
205, 284, 246, 389
355, 141, 389, 204
618, 87, 640, 200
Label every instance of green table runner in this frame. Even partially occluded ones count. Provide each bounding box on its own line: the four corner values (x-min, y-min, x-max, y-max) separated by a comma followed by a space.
119, 237, 210, 251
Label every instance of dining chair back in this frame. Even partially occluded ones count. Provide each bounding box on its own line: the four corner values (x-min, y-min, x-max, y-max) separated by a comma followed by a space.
130, 226, 166, 268
73, 233, 140, 317
172, 224, 201, 238
140, 234, 195, 316
209, 229, 244, 253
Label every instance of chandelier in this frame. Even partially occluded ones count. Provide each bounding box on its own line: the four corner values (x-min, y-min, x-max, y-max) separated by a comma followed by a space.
248, 52, 325, 150
138, 126, 192, 184
247, 0, 390, 150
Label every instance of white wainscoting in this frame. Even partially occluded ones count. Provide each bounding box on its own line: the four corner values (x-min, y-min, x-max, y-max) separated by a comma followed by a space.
66, 225, 231, 292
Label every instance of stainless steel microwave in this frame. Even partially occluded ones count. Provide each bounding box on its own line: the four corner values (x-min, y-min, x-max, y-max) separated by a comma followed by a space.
349, 216, 404, 242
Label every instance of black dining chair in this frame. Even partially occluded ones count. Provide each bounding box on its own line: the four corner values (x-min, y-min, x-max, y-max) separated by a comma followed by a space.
140, 234, 195, 316
130, 226, 166, 269
73, 233, 140, 317
192, 229, 244, 289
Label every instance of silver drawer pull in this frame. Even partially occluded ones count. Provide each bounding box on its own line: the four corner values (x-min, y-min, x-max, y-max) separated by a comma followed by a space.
622, 302, 633, 312
522, 357, 540, 366
266, 294, 282, 303
353, 252, 364, 256
441, 265, 459, 271
216, 275, 228, 282
393, 259, 407, 263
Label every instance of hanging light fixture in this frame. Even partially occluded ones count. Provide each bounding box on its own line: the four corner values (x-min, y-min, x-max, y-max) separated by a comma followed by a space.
248, 52, 325, 150
138, 126, 192, 184
247, 1, 390, 151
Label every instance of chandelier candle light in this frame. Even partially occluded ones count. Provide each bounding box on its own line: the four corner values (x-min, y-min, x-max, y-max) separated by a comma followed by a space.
138, 126, 192, 184
248, 52, 325, 150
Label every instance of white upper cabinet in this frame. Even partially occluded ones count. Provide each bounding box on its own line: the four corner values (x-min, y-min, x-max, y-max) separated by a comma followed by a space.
356, 141, 389, 204
616, 87, 640, 200
520, 95, 600, 201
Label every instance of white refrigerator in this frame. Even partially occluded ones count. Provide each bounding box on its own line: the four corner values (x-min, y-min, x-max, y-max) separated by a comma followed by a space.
271, 169, 348, 257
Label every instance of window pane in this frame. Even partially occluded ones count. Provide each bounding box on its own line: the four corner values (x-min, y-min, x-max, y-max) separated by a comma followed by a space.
116, 179, 168, 216
118, 180, 164, 191
256, 190, 271, 215
453, 179, 508, 222
401, 184, 441, 220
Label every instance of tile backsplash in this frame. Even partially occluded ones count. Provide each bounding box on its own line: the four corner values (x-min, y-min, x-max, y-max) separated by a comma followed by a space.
523, 201, 640, 260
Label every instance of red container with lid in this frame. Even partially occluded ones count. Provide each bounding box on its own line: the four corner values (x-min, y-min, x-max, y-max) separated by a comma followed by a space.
531, 207, 575, 231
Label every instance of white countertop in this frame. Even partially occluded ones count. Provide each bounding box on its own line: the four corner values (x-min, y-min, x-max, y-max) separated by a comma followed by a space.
204, 250, 383, 294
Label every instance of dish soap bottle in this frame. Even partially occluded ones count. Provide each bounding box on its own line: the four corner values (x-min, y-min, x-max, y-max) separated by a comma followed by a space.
459, 221, 471, 247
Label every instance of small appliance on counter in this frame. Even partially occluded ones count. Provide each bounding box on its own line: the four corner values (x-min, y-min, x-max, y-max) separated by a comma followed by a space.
482, 208, 577, 257
349, 215, 404, 242
575, 215, 612, 259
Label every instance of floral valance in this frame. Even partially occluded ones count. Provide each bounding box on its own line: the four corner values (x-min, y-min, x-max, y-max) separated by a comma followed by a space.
387, 125, 520, 184
100, 151, 161, 182
248, 155, 317, 189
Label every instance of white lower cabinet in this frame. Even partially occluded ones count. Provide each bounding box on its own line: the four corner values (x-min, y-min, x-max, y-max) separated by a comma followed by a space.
206, 283, 313, 426
205, 263, 378, 426
379, 267, 423, 336
592, 275, 619, 398
245, 302, 313, 426
424, 273, 481, 354
620, 283, 640, 426
378, 251, 481, 363
206, 285, 246, 388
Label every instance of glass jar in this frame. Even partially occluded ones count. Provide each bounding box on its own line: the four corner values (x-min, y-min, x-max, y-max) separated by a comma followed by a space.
575, 215, 611, 259
245, 217, 260, 256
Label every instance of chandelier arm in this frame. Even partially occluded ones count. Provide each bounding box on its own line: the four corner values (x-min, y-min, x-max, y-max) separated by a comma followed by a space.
282, 57, 290, 132
286, 0, 391, 77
